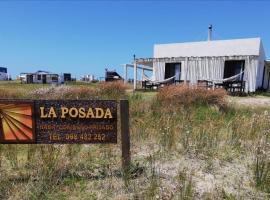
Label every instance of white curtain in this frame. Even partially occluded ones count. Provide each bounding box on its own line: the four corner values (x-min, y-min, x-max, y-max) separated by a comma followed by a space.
153, 56, 259, 92
184, 57, 224, 84
153, 61, 165, 81
244, 56, 258, 92
175, 63, 181, 81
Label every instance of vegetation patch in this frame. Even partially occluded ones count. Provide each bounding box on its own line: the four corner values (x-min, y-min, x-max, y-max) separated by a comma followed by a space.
157, 84, 228, 110
0, 82, 270, 199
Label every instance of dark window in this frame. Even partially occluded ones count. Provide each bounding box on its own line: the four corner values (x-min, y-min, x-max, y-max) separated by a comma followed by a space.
105, 71, 122, 82
63, 73, 71, 81
224, 60, 245, 81
52, 76, 58, 81
0, 67, 7, 73
37, 75, 41, 80
165, 63, 181, 80
27, 75, 33, 83
42, 75, 47, 84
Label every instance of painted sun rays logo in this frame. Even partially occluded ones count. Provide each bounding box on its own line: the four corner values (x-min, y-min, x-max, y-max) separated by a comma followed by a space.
0, 102, 34, 143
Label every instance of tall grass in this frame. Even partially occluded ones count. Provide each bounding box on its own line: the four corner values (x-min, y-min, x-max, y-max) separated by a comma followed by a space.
98, 81, 127, 99
1, 82, 270, 199
30, 86, 98, 100
30, 81, 127, 100
157, 84, 227, 110
0, 88, 23, 98
254, 134, 270, 193
0, 82, 127, 199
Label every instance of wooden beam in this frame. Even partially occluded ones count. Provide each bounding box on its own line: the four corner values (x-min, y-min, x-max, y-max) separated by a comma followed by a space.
124, 64, 128, 84
120, 100, 131, 171
133, 62, 137, 90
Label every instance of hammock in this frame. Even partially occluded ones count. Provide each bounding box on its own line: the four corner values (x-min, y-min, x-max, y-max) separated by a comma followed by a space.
199, 71, 244, 83
143, 70, 244, 85
142, 73, 175, 84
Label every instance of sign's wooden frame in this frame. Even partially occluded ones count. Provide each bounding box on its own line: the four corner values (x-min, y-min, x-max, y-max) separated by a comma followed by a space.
0, 99, 131, 170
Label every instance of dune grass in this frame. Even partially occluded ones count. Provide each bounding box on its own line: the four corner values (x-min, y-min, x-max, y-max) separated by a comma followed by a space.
0, 82, 270, 199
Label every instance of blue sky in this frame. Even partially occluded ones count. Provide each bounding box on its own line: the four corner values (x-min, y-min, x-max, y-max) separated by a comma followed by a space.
0, 1, 269, 79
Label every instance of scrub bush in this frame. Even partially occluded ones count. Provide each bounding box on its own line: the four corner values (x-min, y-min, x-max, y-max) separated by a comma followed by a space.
0, 88, 23, 98
30, 86, 98, 100
157, 84, 227, 110
98, 81, 127, 99
30, 82, 127, 100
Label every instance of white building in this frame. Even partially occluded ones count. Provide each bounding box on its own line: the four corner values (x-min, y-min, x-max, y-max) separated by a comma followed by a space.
81, 74, 95, 82
129, 36, 269, 93
0, 67, 8, 81
20, 71, 59, 84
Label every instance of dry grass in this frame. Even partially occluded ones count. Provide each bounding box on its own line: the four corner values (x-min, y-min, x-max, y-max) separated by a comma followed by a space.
98, 81, 127, 99
30, 86, 98, 100
157, 84, 227, 110
0, 82, 270, 199
0, 88, 23, 99
30, 82, 127, 100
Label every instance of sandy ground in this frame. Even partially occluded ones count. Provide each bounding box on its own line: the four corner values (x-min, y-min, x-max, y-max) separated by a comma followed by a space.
158, 153, 267, 199
229, 96, 270, 108
133, 143, 269, 199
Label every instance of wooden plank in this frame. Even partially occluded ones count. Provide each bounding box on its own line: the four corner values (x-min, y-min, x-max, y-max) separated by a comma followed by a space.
120, 99, 131, 171
0, 100, 117, 144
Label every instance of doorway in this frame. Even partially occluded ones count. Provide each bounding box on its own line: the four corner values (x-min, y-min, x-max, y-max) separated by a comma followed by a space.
42, 75, 47, 84
165, 63, 181, 80
223, 60, 245, 81
27, 75, 33, 84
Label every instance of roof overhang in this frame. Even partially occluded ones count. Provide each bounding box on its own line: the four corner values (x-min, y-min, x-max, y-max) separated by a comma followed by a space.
122, 63, 153, 71
135, 55, 258, 64
20, 72, 58, 76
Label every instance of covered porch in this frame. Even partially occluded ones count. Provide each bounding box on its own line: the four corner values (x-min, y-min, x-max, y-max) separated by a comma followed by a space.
125, 55, 260, 93
122, 62, 153, 89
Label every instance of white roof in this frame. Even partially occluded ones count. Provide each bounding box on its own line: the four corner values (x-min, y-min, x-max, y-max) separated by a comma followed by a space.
154, 38, 262, 58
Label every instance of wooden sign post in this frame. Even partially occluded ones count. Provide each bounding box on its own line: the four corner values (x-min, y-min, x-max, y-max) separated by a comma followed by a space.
0, 100, 117, 144
120, 99, 131, 171
0, 99, 131, 174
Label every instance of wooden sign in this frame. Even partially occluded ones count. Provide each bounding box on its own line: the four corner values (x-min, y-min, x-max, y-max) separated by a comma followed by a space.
0, 100, 117, 144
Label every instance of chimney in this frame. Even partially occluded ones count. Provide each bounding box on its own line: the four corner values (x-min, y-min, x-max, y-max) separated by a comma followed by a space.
208, 24, 212, 41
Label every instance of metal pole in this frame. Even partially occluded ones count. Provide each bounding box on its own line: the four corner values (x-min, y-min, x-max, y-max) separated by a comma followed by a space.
124, 65, 128, 84
133, 61, 137, 90
208, 24, 212, 41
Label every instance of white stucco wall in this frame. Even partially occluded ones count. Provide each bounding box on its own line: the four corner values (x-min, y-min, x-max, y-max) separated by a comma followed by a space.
0, 72, 8, 80
152, 38, 266, 92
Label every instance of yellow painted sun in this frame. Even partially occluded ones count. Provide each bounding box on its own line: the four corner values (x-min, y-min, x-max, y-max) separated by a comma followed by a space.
0, 103, 34, 143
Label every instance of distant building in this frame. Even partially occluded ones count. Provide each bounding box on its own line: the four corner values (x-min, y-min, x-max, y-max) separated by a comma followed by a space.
81, 74, 95, 82
20, 71, 59, 84
58, 73, 72, 83
0, 67, 8, 81
105, 69, 123, 82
